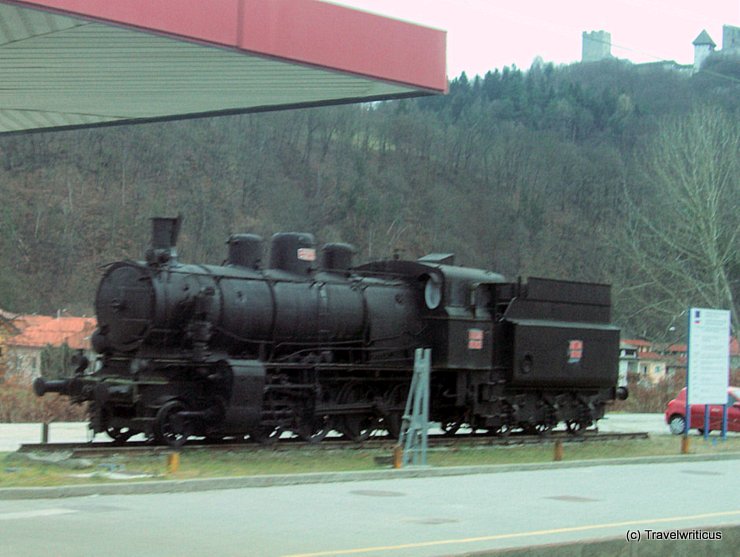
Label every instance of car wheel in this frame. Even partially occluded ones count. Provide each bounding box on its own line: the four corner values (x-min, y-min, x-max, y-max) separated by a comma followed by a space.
668, 415, 686, 435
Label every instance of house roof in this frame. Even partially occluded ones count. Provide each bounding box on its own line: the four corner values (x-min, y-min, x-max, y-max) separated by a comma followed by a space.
5, 315, 97, 350
637, 351, 665, 361
621, 339, 652, 348
624, 337, 738, 358
0, 0, 447, 135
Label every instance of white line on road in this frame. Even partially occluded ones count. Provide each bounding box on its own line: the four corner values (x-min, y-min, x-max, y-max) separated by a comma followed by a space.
0, 508, 77, 521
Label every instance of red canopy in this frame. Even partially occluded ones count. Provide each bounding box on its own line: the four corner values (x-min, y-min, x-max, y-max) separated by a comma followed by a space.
0, 0, 447, 134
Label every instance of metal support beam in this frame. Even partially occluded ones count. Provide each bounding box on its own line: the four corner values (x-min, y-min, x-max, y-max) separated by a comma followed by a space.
398, 348, 437, 467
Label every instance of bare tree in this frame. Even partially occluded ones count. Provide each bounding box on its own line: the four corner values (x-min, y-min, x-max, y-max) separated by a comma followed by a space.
615, 106, 739, 336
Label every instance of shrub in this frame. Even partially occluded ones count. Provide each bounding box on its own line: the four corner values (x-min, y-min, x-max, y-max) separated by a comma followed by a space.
613, 368, 740, 413
0, 376, 87, 423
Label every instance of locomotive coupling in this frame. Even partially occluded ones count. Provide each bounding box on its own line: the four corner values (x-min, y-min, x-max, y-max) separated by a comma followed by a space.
33, 377, 76, 397
33, 376, 92, 402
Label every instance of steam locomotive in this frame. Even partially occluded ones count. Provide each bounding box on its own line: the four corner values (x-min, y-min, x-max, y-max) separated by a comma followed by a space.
34, 216, 627, 447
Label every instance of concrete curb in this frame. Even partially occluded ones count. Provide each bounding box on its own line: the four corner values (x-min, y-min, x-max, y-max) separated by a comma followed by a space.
2, 451, 740, 500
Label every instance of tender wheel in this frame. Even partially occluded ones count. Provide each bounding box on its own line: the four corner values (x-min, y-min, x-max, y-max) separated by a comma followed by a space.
668, 415, 686, 435
154, 401, 190, 448
534, 422, 554, 437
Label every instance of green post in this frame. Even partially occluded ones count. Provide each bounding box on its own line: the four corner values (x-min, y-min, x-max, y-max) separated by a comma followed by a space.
399, 348, 432, 467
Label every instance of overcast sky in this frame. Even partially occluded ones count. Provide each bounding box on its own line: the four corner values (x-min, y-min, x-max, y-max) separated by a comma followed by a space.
334, 0, 740, 77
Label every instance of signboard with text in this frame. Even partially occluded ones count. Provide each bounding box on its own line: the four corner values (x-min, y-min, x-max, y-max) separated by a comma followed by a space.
687, 308, 730, 405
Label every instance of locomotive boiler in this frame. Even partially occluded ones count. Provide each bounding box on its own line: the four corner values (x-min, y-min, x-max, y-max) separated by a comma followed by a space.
35, 216, 627, 447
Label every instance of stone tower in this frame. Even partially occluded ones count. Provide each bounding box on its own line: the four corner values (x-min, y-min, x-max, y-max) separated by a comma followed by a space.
582, 31, 612, 62
693, 29, 716, 70
722, 24, 740, 54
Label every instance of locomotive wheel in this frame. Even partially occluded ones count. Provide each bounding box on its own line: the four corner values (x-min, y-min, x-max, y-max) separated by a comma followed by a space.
250, 426, 282, 445
494, 423, 513, 437
533, 422, 553, 437
441, 419, 464, 436
565, 420, 587, 436
101, 406, 134, 444
106, 426, 134, 444
382, 384, 408, 439
338, 383, 380, 442
296, 416, 331, 444
154, 401, 190, 448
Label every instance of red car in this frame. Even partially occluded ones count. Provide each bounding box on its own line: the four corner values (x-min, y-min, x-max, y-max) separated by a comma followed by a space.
665, 387, 740, 435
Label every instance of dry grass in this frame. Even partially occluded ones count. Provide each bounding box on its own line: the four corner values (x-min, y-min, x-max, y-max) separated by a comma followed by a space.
0, 377, 87, 423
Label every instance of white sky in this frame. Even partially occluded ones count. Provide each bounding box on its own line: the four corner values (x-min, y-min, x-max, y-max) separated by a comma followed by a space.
334, 0, 740, 77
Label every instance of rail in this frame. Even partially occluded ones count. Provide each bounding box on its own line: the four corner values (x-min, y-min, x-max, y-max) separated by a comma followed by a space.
18, 431, 650, 458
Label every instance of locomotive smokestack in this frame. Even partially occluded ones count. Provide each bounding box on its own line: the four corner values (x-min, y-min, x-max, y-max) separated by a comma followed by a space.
151, 216, 181, 250
148, 215, 182, 265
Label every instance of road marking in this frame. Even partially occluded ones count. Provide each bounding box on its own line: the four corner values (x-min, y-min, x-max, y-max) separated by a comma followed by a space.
0, 508, 77, 521
284, 509, 740, 557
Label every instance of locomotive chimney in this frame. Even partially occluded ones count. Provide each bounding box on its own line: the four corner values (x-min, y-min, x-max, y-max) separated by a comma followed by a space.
147, 215, 181, 265
269, 232, 316, 275
321, 243, 355, 274
227, 234, 263, 269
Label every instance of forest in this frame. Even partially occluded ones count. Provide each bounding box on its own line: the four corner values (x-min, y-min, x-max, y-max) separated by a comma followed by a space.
0, 56, 738, 340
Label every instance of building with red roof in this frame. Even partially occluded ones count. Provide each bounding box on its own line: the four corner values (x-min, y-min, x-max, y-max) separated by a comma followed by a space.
2, 312, 96, 381
621, 335, 738, 385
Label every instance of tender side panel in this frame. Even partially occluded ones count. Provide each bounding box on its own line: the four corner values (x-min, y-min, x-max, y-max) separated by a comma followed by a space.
508, 320, 619, 388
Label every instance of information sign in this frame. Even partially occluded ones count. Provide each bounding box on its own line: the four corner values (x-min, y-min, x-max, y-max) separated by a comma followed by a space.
687, 308, 730, 405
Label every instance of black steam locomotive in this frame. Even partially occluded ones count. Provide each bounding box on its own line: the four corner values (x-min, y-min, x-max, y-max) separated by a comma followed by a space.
35, 216, 627, 447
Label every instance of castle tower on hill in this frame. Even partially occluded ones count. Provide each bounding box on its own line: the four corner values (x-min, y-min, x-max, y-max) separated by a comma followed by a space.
582, 30, 612, 62
693, 29, 716, 69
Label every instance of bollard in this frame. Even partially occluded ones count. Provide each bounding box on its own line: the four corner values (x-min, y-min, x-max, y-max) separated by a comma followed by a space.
167, 452, 180, 474
392, 445, 403, 469
553, 440, 563, 461
41, 422, 49, 444
681, 436, 690, 454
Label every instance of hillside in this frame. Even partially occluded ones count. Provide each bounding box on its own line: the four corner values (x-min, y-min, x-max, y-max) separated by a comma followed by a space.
0, 59, 738, 338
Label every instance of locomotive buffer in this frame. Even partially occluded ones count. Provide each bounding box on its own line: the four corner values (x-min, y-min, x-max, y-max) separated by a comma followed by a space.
398, 348, 439, 467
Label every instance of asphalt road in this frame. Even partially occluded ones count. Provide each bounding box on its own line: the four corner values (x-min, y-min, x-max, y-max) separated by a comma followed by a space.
0, 458, 737, 557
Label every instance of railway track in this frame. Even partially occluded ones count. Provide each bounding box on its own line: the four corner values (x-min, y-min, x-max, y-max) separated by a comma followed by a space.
18, 431, 649, 458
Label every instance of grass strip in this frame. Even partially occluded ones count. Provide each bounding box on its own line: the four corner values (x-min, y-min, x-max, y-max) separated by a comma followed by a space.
2, 435, 739, 488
